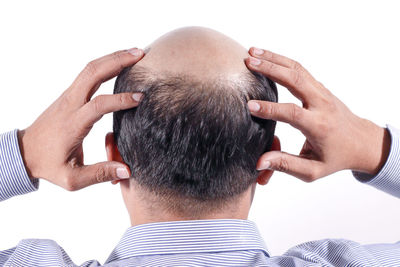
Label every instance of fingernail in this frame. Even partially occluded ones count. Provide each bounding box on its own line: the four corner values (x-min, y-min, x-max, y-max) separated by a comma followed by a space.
132, 92, 143, 102
248, 57, 261, 66
253, 47, 264, 56
128, 48, 142, 56
248, 101, 260, 112
257, 160, 271, 171
116, 168, 130, 179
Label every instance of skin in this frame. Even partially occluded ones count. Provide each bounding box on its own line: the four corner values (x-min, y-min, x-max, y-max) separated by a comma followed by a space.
19, 48, 145, 190
18, 27, 390, 228
135, 27, 250, 78
245, 48, 390, 183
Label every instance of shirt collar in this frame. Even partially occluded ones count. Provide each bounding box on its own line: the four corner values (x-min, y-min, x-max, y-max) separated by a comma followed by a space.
105, 219, 269, 264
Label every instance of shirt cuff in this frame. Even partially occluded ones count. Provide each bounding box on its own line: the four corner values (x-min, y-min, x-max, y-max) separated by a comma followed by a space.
353, 124, 400, 198
0, 129, 39, 201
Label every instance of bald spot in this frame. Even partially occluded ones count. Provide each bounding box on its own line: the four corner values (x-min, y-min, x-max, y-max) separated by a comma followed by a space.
134, 27, 250, 80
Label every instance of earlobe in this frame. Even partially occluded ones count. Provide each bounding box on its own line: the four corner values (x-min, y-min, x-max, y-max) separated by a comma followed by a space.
105, 132, 114, 162
271, 135, 281, 152
106, 132, 129, 185
256, 136, 280, 186
256, 170, 273, 185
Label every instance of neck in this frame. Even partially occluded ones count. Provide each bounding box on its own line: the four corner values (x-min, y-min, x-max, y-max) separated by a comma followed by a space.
130, 206, 250, 226
121, 181, 256, 227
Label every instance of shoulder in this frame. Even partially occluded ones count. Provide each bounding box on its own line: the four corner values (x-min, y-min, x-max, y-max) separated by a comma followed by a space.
2, 239, 101, 267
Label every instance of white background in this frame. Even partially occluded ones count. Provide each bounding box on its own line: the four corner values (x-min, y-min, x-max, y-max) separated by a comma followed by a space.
1, 0, 399, 265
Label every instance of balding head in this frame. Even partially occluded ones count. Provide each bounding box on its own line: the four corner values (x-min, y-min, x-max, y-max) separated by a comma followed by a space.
113, 27, 277, 217
136, 27, 249, 79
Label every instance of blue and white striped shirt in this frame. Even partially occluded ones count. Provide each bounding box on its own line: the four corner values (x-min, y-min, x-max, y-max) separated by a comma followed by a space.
1, 126, 400, 266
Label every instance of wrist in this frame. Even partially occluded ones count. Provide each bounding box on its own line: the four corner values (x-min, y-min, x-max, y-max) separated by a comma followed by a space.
351, 119, 391, 175
17, 129, 38, 179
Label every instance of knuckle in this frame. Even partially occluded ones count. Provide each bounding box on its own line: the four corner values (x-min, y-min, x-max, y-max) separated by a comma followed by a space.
318, 94, 330, 106
324, 97, 337, 112
95, 167, 108, 183
84, 61, 98, 78
289, 104, 303, 122
290, 70, 303, 87
111, 51, 125, 69
313, 115, 330, 138
262, 49, 273, 60
318, 81, 326, 88
91, 95, 104, 114
58, 91, 75, 111
63, 175, 79, 191
264, 103, 276, 118
325, 102, 336, 115
117, 93, 126, 106
303, 177, 314, 183
62, 91, 73, 106
305, 168, 321, 182
265, 61, 276, 72
291, 60, 303, 71
268, 51, 276, 61
274, 157, 290, 173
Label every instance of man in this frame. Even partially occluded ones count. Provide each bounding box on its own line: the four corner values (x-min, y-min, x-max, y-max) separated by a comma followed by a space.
0, 27, 398, 266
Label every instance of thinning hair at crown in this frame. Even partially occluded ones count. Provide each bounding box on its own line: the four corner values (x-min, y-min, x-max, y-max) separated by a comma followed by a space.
113, 65, 277, 216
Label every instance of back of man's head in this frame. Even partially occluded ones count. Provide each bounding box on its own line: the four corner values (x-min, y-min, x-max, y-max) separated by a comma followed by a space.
113, 27, 277, 217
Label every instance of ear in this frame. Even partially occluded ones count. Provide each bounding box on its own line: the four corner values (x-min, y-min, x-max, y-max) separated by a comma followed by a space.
256, 136, 281, 186
105, 132, 126, 184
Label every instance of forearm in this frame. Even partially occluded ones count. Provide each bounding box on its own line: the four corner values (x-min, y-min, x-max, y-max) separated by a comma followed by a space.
0, 130, 38, 202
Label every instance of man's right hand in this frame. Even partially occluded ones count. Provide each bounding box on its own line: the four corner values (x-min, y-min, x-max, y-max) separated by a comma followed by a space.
18, 48, 144, 191
245, 47, 391, 184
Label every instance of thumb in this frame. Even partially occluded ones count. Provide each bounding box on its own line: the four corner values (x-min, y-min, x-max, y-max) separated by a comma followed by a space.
72, 161, 131, 189
256, 151, 323, 182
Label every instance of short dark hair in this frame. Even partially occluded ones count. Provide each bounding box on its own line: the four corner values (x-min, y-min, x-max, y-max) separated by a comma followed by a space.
113, 66, 277, 215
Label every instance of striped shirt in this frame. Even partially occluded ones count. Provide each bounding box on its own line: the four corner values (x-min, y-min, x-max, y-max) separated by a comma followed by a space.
0, 125, 399, 266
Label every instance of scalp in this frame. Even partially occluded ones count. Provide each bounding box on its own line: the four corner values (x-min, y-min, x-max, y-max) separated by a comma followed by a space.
134, 26, 251, 80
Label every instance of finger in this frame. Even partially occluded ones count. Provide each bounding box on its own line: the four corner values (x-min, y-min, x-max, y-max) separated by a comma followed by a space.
256, 151, 324, 182
77, 92, 143, 127
249, 47, 301, 70
71, 48, 144, 101
245, 56, 315, 102
69, 161, 131, 190
249, 47, 321, 88
248, 100, 313, 131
